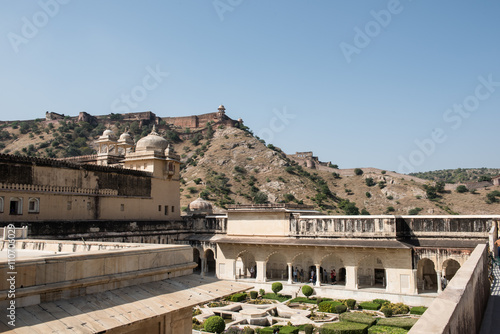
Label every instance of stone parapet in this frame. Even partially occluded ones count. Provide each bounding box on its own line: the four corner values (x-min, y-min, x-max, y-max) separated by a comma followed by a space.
0, 240, 196, 308
0, 182, 118, 196
408, 243, 489, 334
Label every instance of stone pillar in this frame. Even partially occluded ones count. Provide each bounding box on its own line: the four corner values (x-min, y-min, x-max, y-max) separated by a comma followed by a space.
437, 270, 442, 293
256, 261, 267, 283
411, 269, 418, 295
232, 259, 237, 280
315, 264, 321, 287
200, 258, 206, 277
345, 266, 358, 290
287, 263, 293, 284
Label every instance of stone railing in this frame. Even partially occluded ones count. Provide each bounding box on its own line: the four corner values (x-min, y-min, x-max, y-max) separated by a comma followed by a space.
289, 215, 499, 239
290, 216, 397, 238
0, 182, 118, 196
396, 216, 498, 239
0, 226, 28, 240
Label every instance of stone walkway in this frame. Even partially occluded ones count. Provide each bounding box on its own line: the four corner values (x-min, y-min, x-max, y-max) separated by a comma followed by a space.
479, 260, 500, 333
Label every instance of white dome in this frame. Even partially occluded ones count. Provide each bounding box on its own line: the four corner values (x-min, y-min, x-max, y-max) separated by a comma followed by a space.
135, 128, 168, 153
99, 129, 117, 141
188, 197, 213, 215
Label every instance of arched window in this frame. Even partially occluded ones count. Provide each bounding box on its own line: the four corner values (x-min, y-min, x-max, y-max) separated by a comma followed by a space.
28, 198, 40, 213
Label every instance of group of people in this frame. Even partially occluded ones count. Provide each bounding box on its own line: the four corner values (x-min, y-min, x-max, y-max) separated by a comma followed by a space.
292, 267, 337, 284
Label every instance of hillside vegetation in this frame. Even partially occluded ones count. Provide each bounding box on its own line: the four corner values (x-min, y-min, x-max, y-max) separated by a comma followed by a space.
409, 168, 500, 184
0, 115, 499, 215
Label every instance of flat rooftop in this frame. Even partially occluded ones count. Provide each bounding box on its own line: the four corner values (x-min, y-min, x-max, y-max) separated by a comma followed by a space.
0, 275, 251, 333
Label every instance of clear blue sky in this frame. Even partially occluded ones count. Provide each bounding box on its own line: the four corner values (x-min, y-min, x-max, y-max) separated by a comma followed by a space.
1, 0, 499, 173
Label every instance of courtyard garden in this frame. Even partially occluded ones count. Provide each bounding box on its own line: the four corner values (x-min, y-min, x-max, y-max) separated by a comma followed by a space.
192, 284, 427, 333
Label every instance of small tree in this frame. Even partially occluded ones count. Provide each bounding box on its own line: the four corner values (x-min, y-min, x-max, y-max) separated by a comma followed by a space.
204, 316, 225, 333
354, 168, 363, 176
302, 285, 314, 299
456, 185, 468, 193
272, 282, 283, 295
365, 177, 376, 187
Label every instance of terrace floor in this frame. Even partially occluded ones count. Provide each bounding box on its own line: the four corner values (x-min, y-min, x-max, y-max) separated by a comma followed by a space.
479, 261, 500, 334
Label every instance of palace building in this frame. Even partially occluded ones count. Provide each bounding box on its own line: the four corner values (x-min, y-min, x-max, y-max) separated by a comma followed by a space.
0, 127, 181, 222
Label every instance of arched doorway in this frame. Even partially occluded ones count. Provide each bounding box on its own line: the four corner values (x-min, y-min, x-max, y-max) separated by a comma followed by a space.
321, 254, 344, 285
443, 259, 460, 282
193, 248, 201, 274
338, 268, 346, 282
292, 253, 314, 283
235, 251, 256, 279
358, 256, 385, 288
205, 249, 216, 276
266, 252, 287, 281
417, 258, 437, 293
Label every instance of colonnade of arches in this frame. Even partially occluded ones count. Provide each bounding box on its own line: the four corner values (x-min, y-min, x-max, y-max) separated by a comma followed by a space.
228, 249, 390, 291
214, 248, 465, 295
192, 247, 216, 276
416, 257, 461, 293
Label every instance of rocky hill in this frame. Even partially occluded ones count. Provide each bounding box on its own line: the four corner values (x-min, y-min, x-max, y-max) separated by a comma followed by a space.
409, 168, 500, 184
0, 113, 499, 215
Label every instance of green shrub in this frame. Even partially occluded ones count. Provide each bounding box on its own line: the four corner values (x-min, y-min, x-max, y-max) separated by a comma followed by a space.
390, 303, 410, 315
259, 288, 265, 296
289, 297, 331, 304
335, 304, 348, 314
365, 178, 376, 187
354, 168, 364, 176
204, 316, 225, 333
272, 282, 283, 295
320, 322, 369, 334
368, 325, 408, 334
260, 327, 283, 334
250, 291, 258, 299
373, 299, 390, 306
279, 326, 300, 334
318, 301, 343, 313
410, 306, 428, 315
358, 301, 381, 310
408, 207, 423, 215
302, 285, 314, 298
339, 312, 377, 326
243, 327, 255, 334
304, 324, 314, 334
381, 305, 393, 317
345, 299, 356, 309
377, 318, 418, 330
456, 185, 468, 193
262, 293, 291, 302
231, 293, 247, 302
